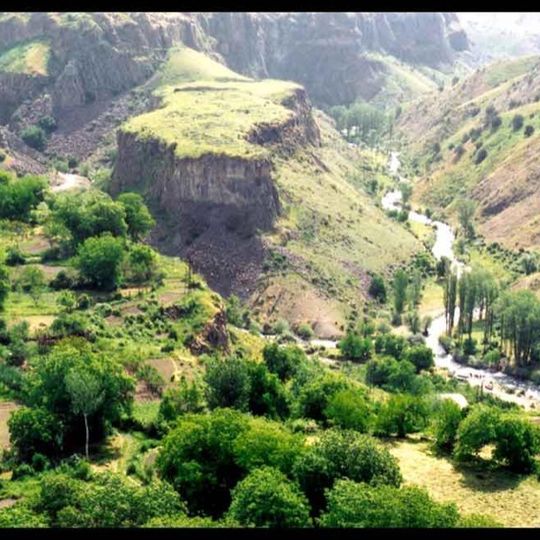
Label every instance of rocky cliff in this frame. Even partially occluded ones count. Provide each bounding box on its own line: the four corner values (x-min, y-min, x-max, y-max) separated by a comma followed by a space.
200, 12, 469, 105
0, 11, 469, 130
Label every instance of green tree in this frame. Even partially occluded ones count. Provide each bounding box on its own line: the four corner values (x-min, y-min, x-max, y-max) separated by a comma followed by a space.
456, 198, 476, 239
18, 265, 46, 304
375, 394, 430, 438
156, 408, 250, 516
8, 407, 64, 462
392, 269, 408, 315
324, 388, 373, 433
404, 344, 434, 372
0, 174, 50, 223
24, 343, 134, 457
293, 429, 402, 515
338, 332, 372, 362
65, 369, 105, 458
295, 373, 351, 422
117, 192, 155, 240
21, 125, 47, 151
319, 480, 459, 528
246, 362, 289, 419
262, 343, 307, 382
50, 192, 128, 247
227, 467, 311, 527
233, 417, 304, 475
204, 356, 251, 412
76, 233, 126, 290
42, 473, 186, 528
493, 414, 540, 473
431, 399, 464, 451
368, 274, 387, 303
374, 334, 407, 359
126, 244, 157, 284
453, 405, 500, 461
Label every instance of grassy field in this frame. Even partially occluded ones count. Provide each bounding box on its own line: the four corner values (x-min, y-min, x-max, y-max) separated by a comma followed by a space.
0, 40, 50, 76
387, 438, 540, 527
418, 279, 444, 319
123, 47, 300, 160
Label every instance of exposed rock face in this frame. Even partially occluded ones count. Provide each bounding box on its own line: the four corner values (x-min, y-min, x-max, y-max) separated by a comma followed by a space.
201, 12, 469, 105
0, 12, 469, 132
111, 87, 319, 298
0, 72, 48, 123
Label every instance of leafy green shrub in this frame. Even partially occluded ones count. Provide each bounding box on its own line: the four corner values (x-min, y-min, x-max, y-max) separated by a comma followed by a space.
493, 414, 540, 473
453, 405, 500, 461
483, 349, 501, 365
156, 408, 250, 516
525, 125, 535, 137
76, 233, 126, 290
474, 148, 487, 164
21, 125, 47, 151
272, 318, 290, 335
5, 246, 25, 266
293, 429, 402, 515
368, 274, 387, 303
0, 504, 48, 527
38, 115, 57, 133
512, 114, 524, 131
296, 322, 314, 340
431, 399, 464, 451
404, 344, 434, 372
157, 376, 206, 427
77, 293, 91, 310
319, 480, 460, 528
8, 407, 64, 462
375, 394, 430, 438
225, 294, 250, 328
262, 343, 306, 382
338, 332, 372, 362
458, 513, 502, 527
324, 388, 373, 433
227, 467, 311, 527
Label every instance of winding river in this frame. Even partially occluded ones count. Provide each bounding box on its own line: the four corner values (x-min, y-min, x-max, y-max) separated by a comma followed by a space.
382, 152, 540, 410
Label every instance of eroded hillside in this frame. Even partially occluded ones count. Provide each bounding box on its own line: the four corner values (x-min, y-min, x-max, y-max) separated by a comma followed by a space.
397, 55, 540, 250
110, 47, 423, 337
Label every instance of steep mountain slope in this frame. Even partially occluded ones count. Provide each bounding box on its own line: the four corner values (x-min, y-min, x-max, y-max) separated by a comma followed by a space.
109, 47, 423, 337
397, 55, 540, 251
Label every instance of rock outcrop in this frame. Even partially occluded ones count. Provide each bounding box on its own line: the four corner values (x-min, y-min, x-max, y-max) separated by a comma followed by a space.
0, 12, 469, 131
110, 84, 319, 298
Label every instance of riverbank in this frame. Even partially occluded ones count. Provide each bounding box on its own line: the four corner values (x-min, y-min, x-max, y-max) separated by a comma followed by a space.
382, 151, 540, 411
